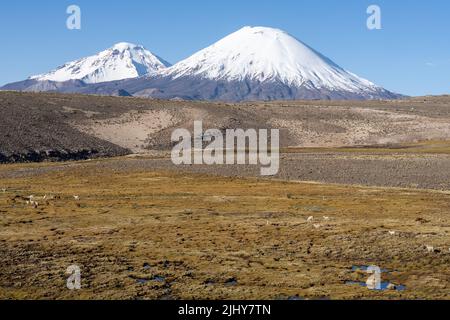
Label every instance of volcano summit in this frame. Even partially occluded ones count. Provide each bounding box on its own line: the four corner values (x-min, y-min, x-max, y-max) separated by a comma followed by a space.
2, 27, 401, 101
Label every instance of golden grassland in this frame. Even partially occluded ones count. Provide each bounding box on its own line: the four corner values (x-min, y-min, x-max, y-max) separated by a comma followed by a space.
0, 160, 449, 300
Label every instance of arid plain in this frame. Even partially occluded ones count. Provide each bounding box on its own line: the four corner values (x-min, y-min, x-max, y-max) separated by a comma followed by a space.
0, 92, 449, 299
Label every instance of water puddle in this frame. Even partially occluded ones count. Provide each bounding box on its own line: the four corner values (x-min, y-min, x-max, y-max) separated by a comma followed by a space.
159, 294, 176, 300
224, 278, 238, 286
352, 265, 390, 273
347, 265, 406, 291
287, 296, 304, 301
132, 275, 166, 284
136, 278, 149, 284
204, 279, 216, 286
345, 281, 406, 291
153, 275, 166, 283
143, 263, 152, 270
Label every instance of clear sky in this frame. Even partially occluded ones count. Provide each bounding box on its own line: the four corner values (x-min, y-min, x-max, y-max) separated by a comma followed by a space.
0, 0, 449, 96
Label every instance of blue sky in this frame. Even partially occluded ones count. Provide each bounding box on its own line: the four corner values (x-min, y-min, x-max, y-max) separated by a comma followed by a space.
0, 0, 449, 96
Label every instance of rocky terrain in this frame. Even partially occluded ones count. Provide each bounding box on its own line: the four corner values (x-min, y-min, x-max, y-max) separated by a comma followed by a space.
1, 92, 449, 300
0, 92, 131, 163
1, 92, 450, 163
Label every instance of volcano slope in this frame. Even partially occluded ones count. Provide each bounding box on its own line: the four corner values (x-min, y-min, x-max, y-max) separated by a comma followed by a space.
1, 91, 450, 157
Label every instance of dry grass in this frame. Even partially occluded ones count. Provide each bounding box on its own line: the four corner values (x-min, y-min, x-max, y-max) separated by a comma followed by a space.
0, 160, 449, 300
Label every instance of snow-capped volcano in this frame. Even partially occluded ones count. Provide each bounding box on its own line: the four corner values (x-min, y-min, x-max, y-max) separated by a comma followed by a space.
30, 42, 171, 84
2, 27, 401, 101
161, 26, 384, 96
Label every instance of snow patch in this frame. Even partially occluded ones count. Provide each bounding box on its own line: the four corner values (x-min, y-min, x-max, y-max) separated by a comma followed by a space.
163, 26, 381, 93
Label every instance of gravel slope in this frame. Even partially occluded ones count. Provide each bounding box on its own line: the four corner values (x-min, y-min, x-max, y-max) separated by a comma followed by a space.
1, 91, 450, 164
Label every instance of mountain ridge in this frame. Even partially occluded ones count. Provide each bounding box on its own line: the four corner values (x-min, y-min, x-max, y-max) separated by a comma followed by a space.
30, 42, 171, 84
1, 26, 402, 101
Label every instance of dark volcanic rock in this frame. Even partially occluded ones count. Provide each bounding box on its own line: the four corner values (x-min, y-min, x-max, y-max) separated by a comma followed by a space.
0, 92, 130, 163
1, 79, 87, 93
2, 75, 402, 102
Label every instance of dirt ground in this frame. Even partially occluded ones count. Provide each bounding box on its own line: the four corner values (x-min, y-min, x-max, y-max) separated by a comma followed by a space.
1, 92, 449, 300
2, 92, 450, 160
2, 141, 449, 191
0, 158, 449, 300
